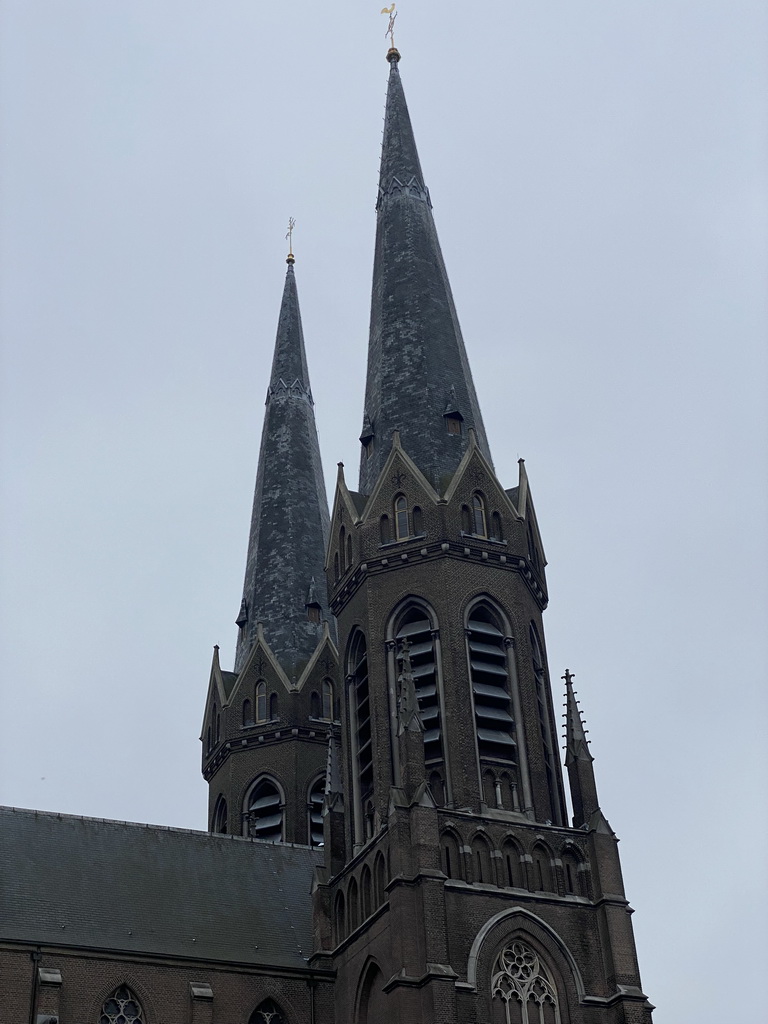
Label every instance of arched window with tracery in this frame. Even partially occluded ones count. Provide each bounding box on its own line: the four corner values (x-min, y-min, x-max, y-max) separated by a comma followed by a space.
256, 681, 267, 723
249, 999, 287, 1024
394, 494, 409, 540
491, 941, 561, 1024
472, 492, 487, 537
466, 604, 517, 771
348, 630, 373, 842
99, 986, 145, 1024
395, 604, 445, 776
308, 774, 325, 848
245, 778, 283, 842
212, 794, 228, 835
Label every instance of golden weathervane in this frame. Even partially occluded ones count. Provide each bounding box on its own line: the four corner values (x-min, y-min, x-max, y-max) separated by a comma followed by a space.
381, 3, 397, 51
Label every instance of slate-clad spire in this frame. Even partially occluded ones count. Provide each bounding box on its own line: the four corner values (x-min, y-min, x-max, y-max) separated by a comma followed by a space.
234, 260, 331, 676
359, 53, 493, 493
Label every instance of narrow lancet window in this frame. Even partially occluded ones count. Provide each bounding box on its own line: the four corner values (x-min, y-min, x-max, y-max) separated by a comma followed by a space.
322, 679, 333, 720
394, 494, 409, 540
256, 681, 267, 722
308, 774, 325, 847
472, 492, 487, 537
349, 631, 373, 838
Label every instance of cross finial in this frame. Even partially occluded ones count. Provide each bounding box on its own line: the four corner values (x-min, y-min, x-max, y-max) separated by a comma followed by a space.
562, 668, 575, 686
381, 3, 399, 59
285, 216, 296, 264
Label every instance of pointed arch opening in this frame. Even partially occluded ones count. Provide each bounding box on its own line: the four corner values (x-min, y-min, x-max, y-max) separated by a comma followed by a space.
491, 941, 561, 1024
441, 829, 463, 880
243, 698, 254, 727
348, 876, 360, 933
334, 890, 346, 944
212, 794, 228, 835
356, 961, 387, 1024
348, 630, 373, 843
374, 852, 387, 907
361, 864, 373, 920
394, 603, 445, 775
322, 679, 333, 720
466, 603, 518, 770
380, 513, 392, 545
502, 838, 522, 888
394, 493, 409, 540
256, 681, 267, 723
472, 492, 488, 537
269, 691, 279, 719
244, 777, 284, 842
471, 833, 494, 885
308, 773, 325, 848
249, 999, 287, 1024
531, 843, 554, 893
99, 986, 145, 1024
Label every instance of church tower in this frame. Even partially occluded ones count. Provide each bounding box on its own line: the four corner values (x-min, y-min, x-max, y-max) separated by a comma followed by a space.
201, 253, 338, 847
312, 48, 655, 1024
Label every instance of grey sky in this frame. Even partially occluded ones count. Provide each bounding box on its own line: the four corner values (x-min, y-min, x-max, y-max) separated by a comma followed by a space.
1, 3, 766, 1022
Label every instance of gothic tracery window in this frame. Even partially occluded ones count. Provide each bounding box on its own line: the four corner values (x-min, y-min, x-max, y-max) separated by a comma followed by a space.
99, 986, 145, 1024
249, 999, 286, 1024
491, 942, 561, 1024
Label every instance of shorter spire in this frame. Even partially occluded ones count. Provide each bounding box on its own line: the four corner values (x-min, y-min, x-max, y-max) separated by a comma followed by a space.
562, 669, 601, 828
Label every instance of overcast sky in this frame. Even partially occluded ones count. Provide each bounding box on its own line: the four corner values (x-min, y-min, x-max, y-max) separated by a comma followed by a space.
1, 3, 766, 1022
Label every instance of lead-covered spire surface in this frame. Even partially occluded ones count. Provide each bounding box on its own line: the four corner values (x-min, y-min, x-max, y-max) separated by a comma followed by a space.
359, 54, 493, 493
235, 262, 331, 676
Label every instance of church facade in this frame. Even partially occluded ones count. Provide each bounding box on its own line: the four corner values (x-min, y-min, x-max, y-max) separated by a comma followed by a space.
1, 48, 655, 1024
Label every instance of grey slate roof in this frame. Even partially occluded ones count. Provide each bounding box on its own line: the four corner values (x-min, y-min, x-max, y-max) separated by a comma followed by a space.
358, 56, 494, 495
0, 806, 322, 969
235, 263, 332, 676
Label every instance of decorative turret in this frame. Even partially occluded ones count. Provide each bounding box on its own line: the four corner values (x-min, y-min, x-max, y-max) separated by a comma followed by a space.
235, 257, 332, 677
563, 669, 601, 827
358, 53, 493, 494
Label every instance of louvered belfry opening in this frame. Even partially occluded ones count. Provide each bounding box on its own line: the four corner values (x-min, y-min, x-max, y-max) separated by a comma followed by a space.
395, 606, 444, 769
467, 605, 517, 767
246, 779, 283, 842
349, 631, 373, 819
308, 774, 325, 847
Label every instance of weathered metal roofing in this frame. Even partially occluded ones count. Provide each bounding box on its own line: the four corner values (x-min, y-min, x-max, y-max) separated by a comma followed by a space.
0, 805, 322, 969
234, 263, 331, 677
358, 56, 493, 495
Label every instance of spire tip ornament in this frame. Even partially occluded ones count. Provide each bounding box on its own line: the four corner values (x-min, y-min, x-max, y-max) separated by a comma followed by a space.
381, 3, 400, 61
285, 217, 296, 264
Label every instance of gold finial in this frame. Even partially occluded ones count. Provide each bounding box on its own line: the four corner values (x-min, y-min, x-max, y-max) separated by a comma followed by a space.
285, 216, 296, 264
381, 3, 400, 61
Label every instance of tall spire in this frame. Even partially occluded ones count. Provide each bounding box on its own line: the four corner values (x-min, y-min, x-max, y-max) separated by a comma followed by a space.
358, 53, 493, 493
234, 260, 331, 676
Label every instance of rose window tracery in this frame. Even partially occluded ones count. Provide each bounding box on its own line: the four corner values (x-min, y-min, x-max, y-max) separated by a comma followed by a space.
491, 941, 560, 1024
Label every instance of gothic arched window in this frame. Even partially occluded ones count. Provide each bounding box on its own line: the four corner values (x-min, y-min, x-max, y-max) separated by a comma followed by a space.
310, 690, 321, 718
380, 513, 391, 545
243, 698, 253, 727
334, 890, 346, 944
395, 604, 445, 772
492, 510, 503, 541
394, 494, 409, 540
466, 604, 516, 765
256, 681, 267, 723
339, 525, 346, 571
472, 492, 487, 537
347, 877, 359, 932
472, 834, 494, 884
491, 941, 561, 1024
440, 830, 463, 880
361, 864, 373, 920
322, 679, 333, 720
348, 630, 373, 841
502, 838, 522, 888
212, 794, 228, 835
346, 532, 353, 570
245, 778, 283, 842
99, 986, 145, 1024
308, 774, 325, 848
412, 505, 424, 535
269, 692, 279, 719
374, 852, 387, 906
532, 843, 553, 892
249, 999, 286, 1024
